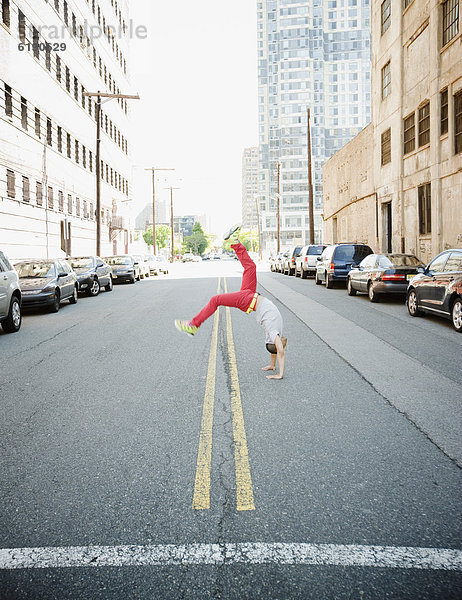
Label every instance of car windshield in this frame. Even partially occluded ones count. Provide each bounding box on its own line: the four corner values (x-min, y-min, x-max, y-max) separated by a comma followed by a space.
106, 256, 132, 265
380, 255, 423, 268
70, 257, 92, 269
308, 246, 324, 255
16, 262, 55, 278
155, 256, 165, 261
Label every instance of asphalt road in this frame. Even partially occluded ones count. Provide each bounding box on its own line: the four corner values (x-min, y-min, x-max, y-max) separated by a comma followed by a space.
1, 260, 461, 599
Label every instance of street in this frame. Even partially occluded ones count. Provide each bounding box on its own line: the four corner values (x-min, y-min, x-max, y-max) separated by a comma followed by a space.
1, 261, 461, 599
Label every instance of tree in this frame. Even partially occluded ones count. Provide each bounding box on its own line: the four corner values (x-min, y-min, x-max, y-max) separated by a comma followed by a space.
143, 224, 171, 250
182, 220, 209, 255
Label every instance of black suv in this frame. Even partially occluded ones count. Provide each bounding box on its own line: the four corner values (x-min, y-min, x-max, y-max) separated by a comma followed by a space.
315, 243, 373, 289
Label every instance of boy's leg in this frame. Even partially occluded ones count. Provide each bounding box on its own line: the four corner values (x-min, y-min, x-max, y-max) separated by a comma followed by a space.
231, 242, 257, 292
190, 291, 247, 328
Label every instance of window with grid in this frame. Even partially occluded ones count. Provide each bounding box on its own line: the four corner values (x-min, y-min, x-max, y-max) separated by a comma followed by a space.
36, 181, 43, 206
403, 113, 415, 154
57, 126, 62, 152
18, 10, 25, 42
35, 108, 40, 138
382, 61, 391, 99
82, 145, 86, 168
58, 190, 64, 211
403, 0, 413, 9
441, 88, 448, 135
32, 27, 39, 59
76, 197, 80, 216
418, 102, 430, 146
6, 169, 15, 198
442, 0, 459, 46
56, 55, 61, 81
47, 186, 53, 210
67, 194, 72, 214
381, 128, 391, 165
22, 176, 30, 202
67, 133, 71, 158
89, 151, 93, 172
4, 83, 12, 117
455, 90, 462, 154
47, 118, 52, 146
65, 66, 70, 92
2, 0, 11, 28
46, 44, 51, 70
381, 0, 391, 33
21, 97, 27, 130
75, 140, 79, 163
418, 183, 431, 235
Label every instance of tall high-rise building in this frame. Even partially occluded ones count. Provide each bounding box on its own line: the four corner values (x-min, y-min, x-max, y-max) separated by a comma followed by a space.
0, 0, 133, 259
257, 0, 371, 250
241, 147, 259, 230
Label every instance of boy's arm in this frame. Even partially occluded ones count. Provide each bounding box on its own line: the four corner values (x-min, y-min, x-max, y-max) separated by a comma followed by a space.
266, 335, 285, 380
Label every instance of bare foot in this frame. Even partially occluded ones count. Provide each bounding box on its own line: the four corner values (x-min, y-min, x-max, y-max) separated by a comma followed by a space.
266, 374, 283, 380
261, 365, 275, 371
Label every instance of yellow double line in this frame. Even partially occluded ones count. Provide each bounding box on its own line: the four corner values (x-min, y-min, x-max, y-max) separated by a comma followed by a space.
192, 278, 255, 511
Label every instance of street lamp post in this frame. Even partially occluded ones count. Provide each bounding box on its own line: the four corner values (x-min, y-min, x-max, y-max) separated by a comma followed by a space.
83, 91, 140, 256
144, 167, 175, 254
165, 186, 180, 261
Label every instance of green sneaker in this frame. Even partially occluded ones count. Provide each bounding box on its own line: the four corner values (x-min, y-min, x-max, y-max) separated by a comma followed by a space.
175, 320, 198, 336
224, 224, 241, 241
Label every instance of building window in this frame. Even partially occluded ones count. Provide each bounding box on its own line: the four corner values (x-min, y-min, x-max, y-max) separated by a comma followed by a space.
4, 83, 12, 117
89, 150, 93, 172
67, 194, 72, 214
76, 197, 80, 216
36, 181, 43, 206
6, 169, 15, 198
382, 61, 391, 99
90, 202, 94, 220
63, 0, 68, 26
18, 10, 25, 43
74, 76, 78, 101
381, 128, 391, 165
440, 88, 449, 135
75, 140, 79, 163
418, 101, 430, 146
442, 0, 459, 46
45, 44, 51, 70
32, 27, 39, 59
21, 97, 27, 130
35, 108, 40, 138
22, 176, 30, 202
403, 113, 415, 154
81, 85, 85, 109
54, 0, 59, 11
47, 118, 52, 146
58, 190, 64, 211
404, 0, 413, 9
67, 133, 71, 158
82, 145, 86, 168
57, 126, 62, 152
455, 90, 462, 154
83, 199, 88, 218
65, 66, 70, 92
418, 183, 431, 235
56, 55, 61, 81
48, 186, 54, 210
2, 0, 11, 28
381, 0, 391, 34
72, 13, 76, 37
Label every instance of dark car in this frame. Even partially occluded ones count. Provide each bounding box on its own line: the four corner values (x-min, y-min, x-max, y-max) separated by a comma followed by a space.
105, 255, 139, 284
347, 253, 425, 302
16, 259, 78, 312
283, 246, 303, 275
407, 249, 462, 332
69, 256, 113, 296
315, 243, 373, 288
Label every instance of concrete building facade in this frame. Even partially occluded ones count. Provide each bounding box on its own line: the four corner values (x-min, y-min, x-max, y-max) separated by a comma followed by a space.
0, 0, 133, 260
241, 146, 259, 230
257, 0, 371, 252
323, 0, 462, 263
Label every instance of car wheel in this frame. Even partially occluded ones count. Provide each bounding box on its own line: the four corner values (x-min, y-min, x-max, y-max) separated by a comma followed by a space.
105, 277, 113, 292
315, 270, 322, 285
301, 268, 307, 279
325, 272, 334, 289
145, 271, 150, 278
69, 285, 78, 304
87, 278, 100, 297
1, 296, 21, 333
130, 275, 136, 284
347, 278, 357, 296
50, 290, 60, 313
368, 282, 379, 302
407, 289, 423, 317
451, 297, 462, 332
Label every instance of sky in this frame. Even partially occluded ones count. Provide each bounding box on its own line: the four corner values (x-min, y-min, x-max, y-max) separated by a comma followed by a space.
129, 0, 259, 237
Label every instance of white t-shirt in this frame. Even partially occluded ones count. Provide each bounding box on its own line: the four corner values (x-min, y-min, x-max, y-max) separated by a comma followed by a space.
254, 296, 283, 344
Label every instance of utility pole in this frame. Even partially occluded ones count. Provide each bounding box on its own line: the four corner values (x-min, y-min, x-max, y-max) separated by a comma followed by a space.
144, 167, 175, 254
276, 161, 281, 253
255, 196, 262, 261
83, 91, 140, 256
165, 186, 180, 261
307, 108, 314, 244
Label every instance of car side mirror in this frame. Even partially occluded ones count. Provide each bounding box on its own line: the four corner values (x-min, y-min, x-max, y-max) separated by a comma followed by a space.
97, 262, 104, 267
417, 266, 425, 273
58, 272, 67, 278
134, 261, 139, 266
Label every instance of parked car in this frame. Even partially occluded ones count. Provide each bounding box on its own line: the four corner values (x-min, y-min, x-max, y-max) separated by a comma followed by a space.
295, 244, 326, 278
132, 255, 150, 279
0, 250, 22, 333
315, 243, 373, 288
15, 259, 78, 312
182, 252, 195, 262
275, 251, 289, 273
145, 255, 159, 276
407, 249, 462, 332
282, 246, 303, 275
69, 256, 113, 296
105, 255, 140, 283
202, 254, 210, 261
192, 255, 202, 262
155, 255, 169, 274
347, 253, 425, 302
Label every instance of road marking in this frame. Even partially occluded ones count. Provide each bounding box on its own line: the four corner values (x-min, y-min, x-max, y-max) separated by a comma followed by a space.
1, 542, 460, 570
192, 278, 221, 510
224, 279, 255, 511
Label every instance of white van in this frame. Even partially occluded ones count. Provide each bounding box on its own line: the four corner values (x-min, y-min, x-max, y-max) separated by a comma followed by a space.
0, 250, 22, 333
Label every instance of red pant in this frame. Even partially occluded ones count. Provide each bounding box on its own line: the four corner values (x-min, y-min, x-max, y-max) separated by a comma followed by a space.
190, 243, 257, 328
